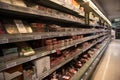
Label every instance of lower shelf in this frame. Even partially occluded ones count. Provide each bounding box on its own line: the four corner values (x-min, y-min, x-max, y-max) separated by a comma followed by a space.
81, 38, 111, 80
70, 38, 110, 80
38, 36, 108, 80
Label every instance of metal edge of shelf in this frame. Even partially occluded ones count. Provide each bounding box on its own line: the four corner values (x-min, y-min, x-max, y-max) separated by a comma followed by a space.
0, 30, 105, 44
0, 34, 106, 72
0, 2, 84, 25
81, 39, 110, 80
70, 38, 110, 80
38, 38, 102, 80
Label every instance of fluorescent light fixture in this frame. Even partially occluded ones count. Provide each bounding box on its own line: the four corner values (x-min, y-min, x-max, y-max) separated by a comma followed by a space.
83, 0, 112, 26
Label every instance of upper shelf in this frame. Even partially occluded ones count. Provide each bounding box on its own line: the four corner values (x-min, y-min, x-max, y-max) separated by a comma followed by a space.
0, 2, 108, 28
0, 2, 85, 25
71, 38, 110, 80
81, 39, 110, 80
34, 0, 85, 18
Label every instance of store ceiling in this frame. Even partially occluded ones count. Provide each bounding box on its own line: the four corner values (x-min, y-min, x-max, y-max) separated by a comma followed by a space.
92, 0, 120, 20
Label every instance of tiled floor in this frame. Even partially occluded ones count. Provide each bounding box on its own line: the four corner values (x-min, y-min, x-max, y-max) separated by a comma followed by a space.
91, 39, 120, 80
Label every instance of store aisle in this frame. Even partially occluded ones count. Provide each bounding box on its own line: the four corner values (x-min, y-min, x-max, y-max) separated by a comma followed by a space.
91, 39, 120, 80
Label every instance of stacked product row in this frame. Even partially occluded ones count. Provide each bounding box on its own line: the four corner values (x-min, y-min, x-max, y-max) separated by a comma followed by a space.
44, 41, 104, 80
0, 19, 102, 34
0, 36, 108, 80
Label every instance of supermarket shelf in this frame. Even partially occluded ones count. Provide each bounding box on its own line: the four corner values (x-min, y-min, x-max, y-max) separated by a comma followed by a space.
71, 38, 110, 80
47, 33, 107, 53
81, 39, 110, 80
0, 1, 111, 80
38, 36, 107, 79
0, 2, 84, 25
38, 50, 83, 79
0, 30, 106, 44
0, 34, 106, 71
34, 0, 84, 18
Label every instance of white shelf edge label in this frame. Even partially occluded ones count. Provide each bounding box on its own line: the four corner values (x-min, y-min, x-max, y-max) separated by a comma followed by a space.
75, 44, 77, 47
51, 50, 56, 53
0, 38, 8, 43
85, 72, 88, 75
30, 55, 37, 60
59, 34, 63, 36
71, 33, 75, 35
89, 67, 92, 70
6, 62, 17, 69
34, 36, 41, 39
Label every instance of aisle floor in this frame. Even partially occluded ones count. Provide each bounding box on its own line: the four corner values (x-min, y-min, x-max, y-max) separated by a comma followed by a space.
91, 39, 120, 80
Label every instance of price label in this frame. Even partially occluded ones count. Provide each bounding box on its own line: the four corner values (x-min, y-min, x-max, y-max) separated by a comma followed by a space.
71, 33, 75, 36
85, 72, 88, 75
9, 37, 21, 42
22, 35, 33, 40
30, 55, 37, 60
51, 34, 55, 37
89, 67, 92, 70
34, 36, 41, 40
6, 62, 17, 69
51, 50, 56, 53
96, 58, 99, 61
59, 34, 63, 36
75, 44, 77, 47
0, 38, 8, 44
